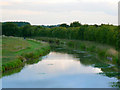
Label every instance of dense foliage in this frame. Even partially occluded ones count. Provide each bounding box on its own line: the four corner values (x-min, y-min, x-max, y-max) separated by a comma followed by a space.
2, 22, 30, 27
2, 21, 119, 49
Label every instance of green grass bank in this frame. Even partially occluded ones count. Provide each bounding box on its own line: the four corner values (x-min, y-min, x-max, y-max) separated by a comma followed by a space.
2, 36, 50, 72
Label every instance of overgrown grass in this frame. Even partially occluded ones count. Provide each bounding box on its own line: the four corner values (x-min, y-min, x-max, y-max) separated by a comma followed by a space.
66, 40, 119, 65
2, 36, 50, 72
34, 37, 119, 65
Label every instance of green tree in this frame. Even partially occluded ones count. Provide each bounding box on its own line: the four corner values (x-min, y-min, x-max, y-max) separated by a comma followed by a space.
2, 23, 18, 36
59, 23, 69, 27
70, 21, 81, 27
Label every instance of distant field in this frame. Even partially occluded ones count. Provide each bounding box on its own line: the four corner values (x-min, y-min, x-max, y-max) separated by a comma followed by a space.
2, 36, 50, 72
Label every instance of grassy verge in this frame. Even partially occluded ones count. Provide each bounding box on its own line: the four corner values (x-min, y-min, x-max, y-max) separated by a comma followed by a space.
2, 36, 50, 72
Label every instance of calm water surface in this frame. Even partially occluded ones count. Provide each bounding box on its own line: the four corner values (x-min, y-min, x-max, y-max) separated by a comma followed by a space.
2, 52, 118, 88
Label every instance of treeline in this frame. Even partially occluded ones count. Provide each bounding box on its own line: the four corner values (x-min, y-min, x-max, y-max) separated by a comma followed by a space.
2, 21, 120, 49
2, 22, 30, 27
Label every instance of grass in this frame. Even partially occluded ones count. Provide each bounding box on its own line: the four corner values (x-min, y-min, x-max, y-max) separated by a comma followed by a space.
67, 40, 119, 65
2, 36, 50, 72
34, 37, 119, 65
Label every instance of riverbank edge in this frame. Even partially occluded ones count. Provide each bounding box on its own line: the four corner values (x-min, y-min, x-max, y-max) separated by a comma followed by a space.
2, 38, 50, 73
33, 37, 119, 65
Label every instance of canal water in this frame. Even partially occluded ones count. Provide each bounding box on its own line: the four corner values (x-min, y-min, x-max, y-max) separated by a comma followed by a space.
1, 48, 118, 88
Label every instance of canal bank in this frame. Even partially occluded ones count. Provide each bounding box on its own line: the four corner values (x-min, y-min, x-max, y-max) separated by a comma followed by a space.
1, 36, 119, 88
2, 36, 50, 72
1, 51, 118, 88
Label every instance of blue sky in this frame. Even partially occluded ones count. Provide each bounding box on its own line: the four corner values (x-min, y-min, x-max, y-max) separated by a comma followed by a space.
0, 0, 119, 25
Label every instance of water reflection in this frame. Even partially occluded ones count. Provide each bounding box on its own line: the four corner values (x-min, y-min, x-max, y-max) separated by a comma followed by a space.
2, 52, 117, 88
25, 52, 102, 75
51, 45, 120, 88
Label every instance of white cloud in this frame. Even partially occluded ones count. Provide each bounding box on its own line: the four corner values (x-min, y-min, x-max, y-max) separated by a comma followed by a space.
2, 9, 117, 25
2, 0, 119, 3
1, 0, 119, 25
0, 1, 12, 6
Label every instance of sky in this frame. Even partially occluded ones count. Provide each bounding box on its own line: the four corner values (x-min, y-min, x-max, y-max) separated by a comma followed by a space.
0, 0, 119, 25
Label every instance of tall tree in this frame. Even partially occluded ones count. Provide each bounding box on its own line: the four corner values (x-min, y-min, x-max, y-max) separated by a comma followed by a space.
70, 21, 81, 27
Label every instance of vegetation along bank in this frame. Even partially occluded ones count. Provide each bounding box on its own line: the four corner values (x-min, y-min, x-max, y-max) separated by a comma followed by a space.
2, 21, 120, 69
34, 37, 119, 65
2, 36, 50, 72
